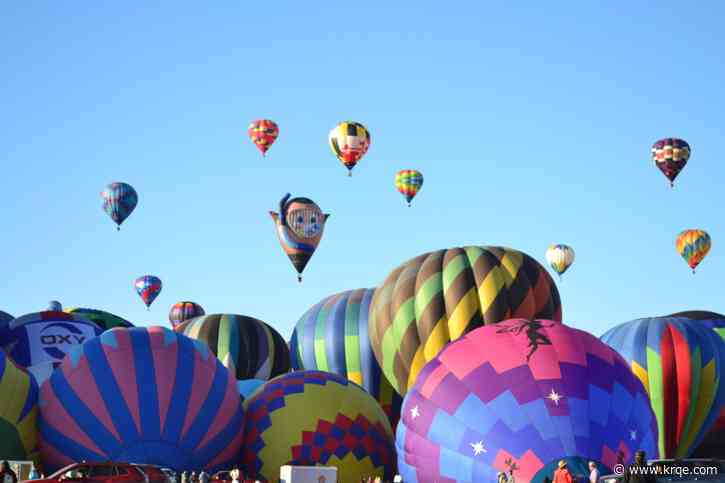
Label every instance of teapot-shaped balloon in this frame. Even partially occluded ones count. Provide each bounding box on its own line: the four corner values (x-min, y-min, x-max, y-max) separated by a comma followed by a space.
270, 193, 329, 282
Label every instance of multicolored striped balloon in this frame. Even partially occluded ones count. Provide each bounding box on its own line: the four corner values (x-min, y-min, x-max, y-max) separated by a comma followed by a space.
242, 371, 395, 482
651, 138, 690, 187
545, 244, 575, 278
369, 246, 563, 395
134, 275, 162, 309
248, 119, 279, 157
0, 349, 39, 462
290, 288, 402, 428
38, 326, 244, 473
175, 314, 290, 381
395, 170, 424, 207
169, 301, 205, 329
65, 307, 134, 331
329, 121, 370, 176
397, 321, 658, 483
101, 182, 138, 231
601, 317, 725, 458
676, 229, 711, 273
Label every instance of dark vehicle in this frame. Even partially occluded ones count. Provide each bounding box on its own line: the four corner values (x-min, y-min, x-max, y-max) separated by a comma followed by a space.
209, 472, 231, 483
25, 462, 147, 483
132, 466, 166, 483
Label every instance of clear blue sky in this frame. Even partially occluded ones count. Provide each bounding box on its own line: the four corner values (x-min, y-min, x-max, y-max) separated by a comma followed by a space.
2, 2, 723, 339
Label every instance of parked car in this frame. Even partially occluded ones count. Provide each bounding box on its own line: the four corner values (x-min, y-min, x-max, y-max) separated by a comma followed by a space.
159, 469, 176, 483
25, 462, 148, 483
210, 471, 231, 483
132, 466, 167, 483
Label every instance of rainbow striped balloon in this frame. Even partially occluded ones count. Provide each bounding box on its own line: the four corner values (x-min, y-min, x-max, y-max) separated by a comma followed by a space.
38, 326, 244, 473
395, 170, 424, 207
676, 229, 711, 273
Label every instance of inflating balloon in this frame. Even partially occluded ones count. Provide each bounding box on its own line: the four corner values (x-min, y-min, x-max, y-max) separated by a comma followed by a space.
270, 193, 329, 282
65, 307, 134, 330
101, 182, 138, 231
545, 244, 575, 279
676, 229, 711, 273
0, 310, 12, 338
397, 320, 658, 483
0, 311, 104, 385
248, 119, 279, 157
169, 301, 205, 329
38, 326, 244, 473
601, 317, 725, 458
0, 349, 39, 462
652, 138, 690, 187
175, 314, 290, 381
48, 301, 62, 312
290, 288, 402, 428
329, 121, 370, 176
135, 275, 162, 310
369, 246, 562, 395
395, 170, 423, 207
242, 371, 395, 482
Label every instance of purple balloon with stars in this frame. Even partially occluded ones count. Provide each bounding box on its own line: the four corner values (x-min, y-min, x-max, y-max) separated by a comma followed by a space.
395, 319, 659, 483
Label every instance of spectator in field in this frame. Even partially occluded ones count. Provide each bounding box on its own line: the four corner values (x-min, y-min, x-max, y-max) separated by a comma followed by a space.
28, 465, 39, 480
554, 460, 573, 483
229, 468, 240, 483
624, 450, 655, 483
0, 461, 18, 483
588, 461, 599, 483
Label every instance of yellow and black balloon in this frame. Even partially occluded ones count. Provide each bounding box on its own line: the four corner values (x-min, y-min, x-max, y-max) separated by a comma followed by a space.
329, 121, 370, 176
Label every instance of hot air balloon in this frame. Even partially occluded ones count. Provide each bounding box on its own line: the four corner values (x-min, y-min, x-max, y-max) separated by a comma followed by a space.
601, 317, 725, 458
38, 327, 244, 473
652, 138, 690, 187
135, 275, 162, 310
65, 307, 134, 330
676, 229, 711, 273
290, 288, 402, 428
329, 121, 370, 176
242, 371, 395, 482
369, 246, 562, 395
175, 314, 290, 381
545, 244, 575, 279
666, 311, 725, 459
248, 119, 279, 157
396, 320, 659, 483
169, 301, 205, 329
101, 182, 138, 231
237, 379, 265, 402
0, 311, 104, 385
395, 170, 423, 207
0, 348, 39, 462
0, 310, 12, 339
269, 193, 329, 282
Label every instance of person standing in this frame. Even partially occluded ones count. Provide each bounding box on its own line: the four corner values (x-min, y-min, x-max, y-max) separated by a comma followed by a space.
28, 466, 40, 480
624, 450, 655, 483
588, 462, 599, 483
229, 468, 240, 483
554, 460, 573, 483
0, 462, 18, 483
198, 471, 209, 483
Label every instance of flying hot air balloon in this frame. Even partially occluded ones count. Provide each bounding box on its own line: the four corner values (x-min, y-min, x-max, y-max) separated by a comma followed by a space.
652, 138, 690, 188
676, 229, 711, 273
329, 121, 370, 176
545, 244, 575, 279
101, 182, 138, 231
169, 301, 205, 329
134, 275, 162, 310
270, 193, 329, 282
248, 119, 279, 157
395, 170, 424, 207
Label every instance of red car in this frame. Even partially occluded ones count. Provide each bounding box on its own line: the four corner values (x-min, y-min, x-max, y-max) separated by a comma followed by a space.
209, 472, 231, 483
132, 466, 167, 483
28, 462, 147, 483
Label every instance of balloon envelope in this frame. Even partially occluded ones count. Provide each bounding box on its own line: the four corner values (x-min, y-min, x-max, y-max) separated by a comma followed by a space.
135, 275, 162, 308
651, 138, 690, 186
369, 245, 562, 395
397, 320, 658, 483
601, 317, 725, 458
290, 288, 402, 428
242, 370, 395, 482
237, 379, 265, 401
101, 182, 138, 229
0, 348, 39, 462
395, 170, 423, 206
0, 311, 104, 385
545, 244, 575, 276
38, 326, 244, 473
175, 314, 290, 381
676, 229, 711, 272
169, 302, 205, 329
65, 307, 134, 331
248, 119, 279, 156
328, 121, 370, 174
